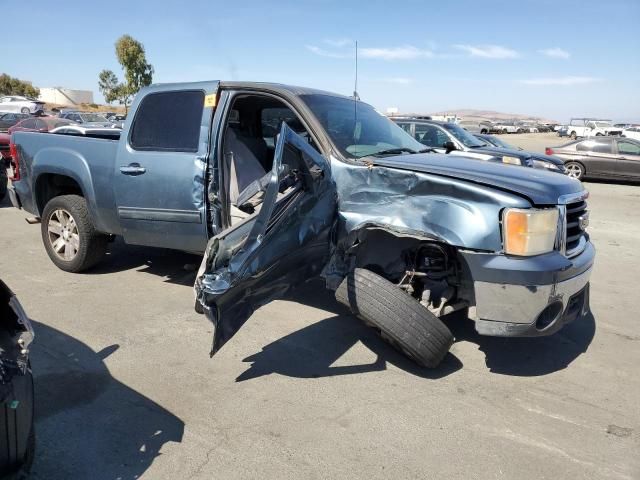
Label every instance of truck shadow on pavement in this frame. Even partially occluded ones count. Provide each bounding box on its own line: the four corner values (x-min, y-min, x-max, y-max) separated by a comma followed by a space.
30, 321, 184, 480
236, 279, 463, 382
87, 238, 201, 287
448, 312, 596, 377
237, 279, 595, 381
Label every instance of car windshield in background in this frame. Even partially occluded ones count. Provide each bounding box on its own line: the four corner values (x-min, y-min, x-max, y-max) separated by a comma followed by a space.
441, 123, 486, 148
301, 94, 424, 159
487, 136, 517, 149
80, 113, 109, 122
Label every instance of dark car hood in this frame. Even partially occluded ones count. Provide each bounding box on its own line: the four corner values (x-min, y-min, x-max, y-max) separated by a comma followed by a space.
472, 146, 564, 166
372, 153, 583, 205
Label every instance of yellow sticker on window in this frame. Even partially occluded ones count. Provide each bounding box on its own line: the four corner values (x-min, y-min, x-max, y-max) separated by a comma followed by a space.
204, 93, 217, 108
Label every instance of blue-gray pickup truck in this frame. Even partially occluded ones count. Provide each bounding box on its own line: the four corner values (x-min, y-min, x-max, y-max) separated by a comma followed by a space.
8, 81, 595, 367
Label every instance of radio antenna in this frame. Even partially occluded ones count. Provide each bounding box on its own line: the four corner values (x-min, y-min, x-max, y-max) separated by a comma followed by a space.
353, 40, 359, 155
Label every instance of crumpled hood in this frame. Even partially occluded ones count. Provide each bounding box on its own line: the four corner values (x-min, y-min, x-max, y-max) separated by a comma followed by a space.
372, 153, 583, 205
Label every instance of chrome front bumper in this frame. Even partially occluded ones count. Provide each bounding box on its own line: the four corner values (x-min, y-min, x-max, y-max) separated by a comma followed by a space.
473, 265, 592, 337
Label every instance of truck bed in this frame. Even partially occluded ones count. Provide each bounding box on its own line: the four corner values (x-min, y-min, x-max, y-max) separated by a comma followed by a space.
12, 131, 121, 233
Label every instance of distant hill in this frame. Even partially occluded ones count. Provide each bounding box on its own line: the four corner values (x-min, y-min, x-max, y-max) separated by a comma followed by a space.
429, 109, 558, 124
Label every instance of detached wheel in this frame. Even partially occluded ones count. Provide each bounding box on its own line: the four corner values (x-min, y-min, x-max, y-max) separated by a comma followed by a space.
565, 161, 585, 180
335, 268, 454, 368
41, 195, 108, 272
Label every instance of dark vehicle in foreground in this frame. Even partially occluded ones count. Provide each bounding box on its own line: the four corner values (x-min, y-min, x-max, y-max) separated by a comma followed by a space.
0, 280, 35, 478
393, 118, 566, 172
8, 117, 76, 135
9, 81, 594, 368
0, 113, 29, 132
547, 137, 640, 180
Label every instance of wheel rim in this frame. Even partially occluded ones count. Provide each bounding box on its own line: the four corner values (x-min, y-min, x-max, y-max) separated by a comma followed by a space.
566, 164, 582, 178
47, 209, 80, 261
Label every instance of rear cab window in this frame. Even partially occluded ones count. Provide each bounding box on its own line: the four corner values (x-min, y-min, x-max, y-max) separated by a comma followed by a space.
129, 90, 204, 152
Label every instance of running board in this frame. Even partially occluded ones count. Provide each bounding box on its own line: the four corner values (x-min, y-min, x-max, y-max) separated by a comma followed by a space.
25, 217, 40, 224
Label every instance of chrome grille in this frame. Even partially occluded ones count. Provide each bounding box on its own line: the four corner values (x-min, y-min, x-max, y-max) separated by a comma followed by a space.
564, 200, 588, 256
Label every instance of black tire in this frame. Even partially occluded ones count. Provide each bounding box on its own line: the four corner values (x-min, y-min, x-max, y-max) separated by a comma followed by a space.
41, 194, 108, 272
0, 368, 35, 479
570, 131, 577, 140
335, 268, 454, 368
564, 161, 585, 180
480, 129, 488, 134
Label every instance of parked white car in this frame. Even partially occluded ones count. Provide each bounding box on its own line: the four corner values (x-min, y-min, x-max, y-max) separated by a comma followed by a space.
565, 118, 623, 139
494, 123, 519, 134
0, 95, 45, 114
622, 127, 640, 141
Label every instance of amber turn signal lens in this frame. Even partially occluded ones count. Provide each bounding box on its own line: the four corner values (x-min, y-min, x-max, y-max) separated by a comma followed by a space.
503, 208, 559, 256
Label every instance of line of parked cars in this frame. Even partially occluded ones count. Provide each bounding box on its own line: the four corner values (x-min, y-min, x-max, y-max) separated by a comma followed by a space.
391, 117, 566, 172
457, 119, 557, 135
556, 118, 639, 140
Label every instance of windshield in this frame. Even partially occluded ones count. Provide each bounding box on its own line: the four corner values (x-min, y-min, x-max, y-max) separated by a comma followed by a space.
300, 94, 424, 158
441, 123, 486, 148
80, 113, 109, 123
593, 122, 611, 128
485, 135, 516, 149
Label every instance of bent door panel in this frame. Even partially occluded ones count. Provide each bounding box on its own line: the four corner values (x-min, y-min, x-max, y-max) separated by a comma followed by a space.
195, 124, 337, 355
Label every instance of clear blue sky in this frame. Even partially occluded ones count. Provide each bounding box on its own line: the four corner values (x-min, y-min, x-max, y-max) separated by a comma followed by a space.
6, 0, 640, 122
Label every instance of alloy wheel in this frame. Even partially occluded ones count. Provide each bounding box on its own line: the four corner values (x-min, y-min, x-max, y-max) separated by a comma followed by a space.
565, 163, 582, 179
47, 209, 80, 260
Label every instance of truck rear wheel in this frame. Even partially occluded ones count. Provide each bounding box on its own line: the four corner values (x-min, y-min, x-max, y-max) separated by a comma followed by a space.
41, 195, 108, 272
0, 168, 7, 201
335, 268, 454, 368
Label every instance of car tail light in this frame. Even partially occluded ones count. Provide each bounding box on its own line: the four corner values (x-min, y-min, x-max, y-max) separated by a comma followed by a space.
8, 143, 19, 181
545, 147, 554, 155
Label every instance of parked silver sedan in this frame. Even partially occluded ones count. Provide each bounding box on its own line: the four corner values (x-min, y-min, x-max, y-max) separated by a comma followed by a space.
546, 137, 640, 180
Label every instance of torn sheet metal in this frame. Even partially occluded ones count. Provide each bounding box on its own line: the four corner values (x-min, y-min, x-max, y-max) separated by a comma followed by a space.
0, 280, 34, 400
331, 156, 530, 252
195, 124, 337, 354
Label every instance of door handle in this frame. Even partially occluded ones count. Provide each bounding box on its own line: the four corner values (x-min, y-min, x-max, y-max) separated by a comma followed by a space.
119, 163, 146, 175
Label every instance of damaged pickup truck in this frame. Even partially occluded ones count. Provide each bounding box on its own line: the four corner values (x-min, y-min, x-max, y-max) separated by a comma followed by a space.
8, 81, 594, 367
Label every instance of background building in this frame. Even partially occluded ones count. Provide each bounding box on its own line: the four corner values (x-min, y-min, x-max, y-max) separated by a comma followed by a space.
38, 87, 94, 106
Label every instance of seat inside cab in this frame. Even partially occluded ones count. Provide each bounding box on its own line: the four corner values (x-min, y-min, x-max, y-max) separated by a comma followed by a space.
221, 94, 314, 225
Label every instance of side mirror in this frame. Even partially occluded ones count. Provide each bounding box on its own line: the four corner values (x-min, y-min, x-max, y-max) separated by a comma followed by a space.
443, 141, 457, 153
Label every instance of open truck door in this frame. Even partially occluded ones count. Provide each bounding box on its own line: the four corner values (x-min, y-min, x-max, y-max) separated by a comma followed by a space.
194, 124, 337, 355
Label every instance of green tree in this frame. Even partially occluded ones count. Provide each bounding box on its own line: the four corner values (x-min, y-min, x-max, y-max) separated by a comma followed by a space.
0, 73, 40, 98
98, 35, 153, 112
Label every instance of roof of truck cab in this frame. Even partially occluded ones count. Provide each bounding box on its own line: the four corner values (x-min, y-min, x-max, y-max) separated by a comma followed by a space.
219, 81, 354, 99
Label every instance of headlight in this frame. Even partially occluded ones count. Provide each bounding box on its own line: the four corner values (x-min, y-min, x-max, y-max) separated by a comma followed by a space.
503, 208, 559, 256
532, 159, 562, 172
502, 155, 522, 165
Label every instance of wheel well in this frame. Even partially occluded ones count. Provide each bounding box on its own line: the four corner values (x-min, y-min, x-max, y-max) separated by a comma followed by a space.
35, 174, 83, 215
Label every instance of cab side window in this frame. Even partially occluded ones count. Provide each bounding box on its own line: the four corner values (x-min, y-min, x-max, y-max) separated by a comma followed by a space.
130, 90, 204, 152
